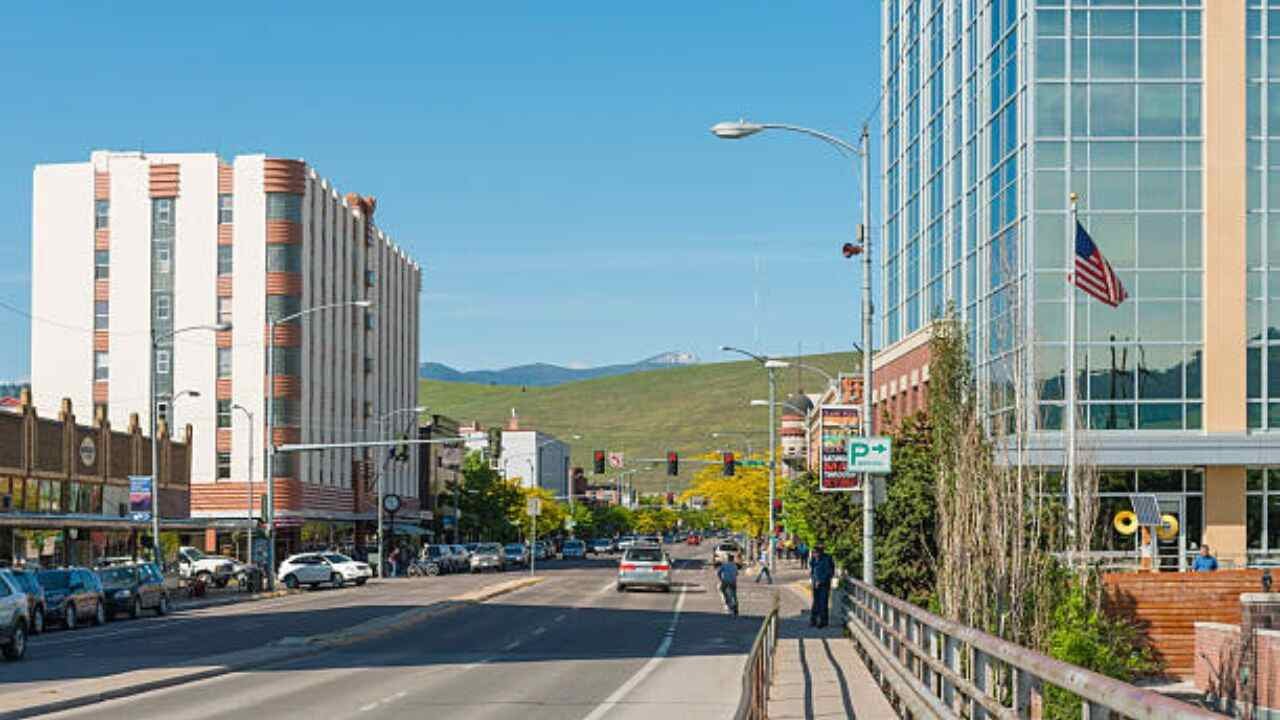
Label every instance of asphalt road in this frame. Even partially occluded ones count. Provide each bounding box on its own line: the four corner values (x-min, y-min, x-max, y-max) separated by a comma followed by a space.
26, 545, 784, 720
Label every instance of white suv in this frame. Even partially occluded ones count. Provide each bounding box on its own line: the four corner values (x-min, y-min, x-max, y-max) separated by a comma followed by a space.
176, 547, 237, 587
277, 553, 370, 589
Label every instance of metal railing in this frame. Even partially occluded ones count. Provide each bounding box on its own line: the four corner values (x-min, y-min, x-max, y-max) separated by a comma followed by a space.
734, 600, 780, 720
840, 578, 1220, 720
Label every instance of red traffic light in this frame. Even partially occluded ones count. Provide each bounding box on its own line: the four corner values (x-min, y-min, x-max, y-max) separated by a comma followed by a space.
842, 242, 863, 258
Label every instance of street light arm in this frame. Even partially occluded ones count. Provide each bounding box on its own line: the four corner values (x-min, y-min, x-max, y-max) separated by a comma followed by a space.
790, 362, 836, 385
721, 346, 769, 364
276, 299, 373, 325
757, 123, 864, 157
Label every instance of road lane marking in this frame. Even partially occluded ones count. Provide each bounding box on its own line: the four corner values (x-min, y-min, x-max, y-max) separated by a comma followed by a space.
580, 589, 687, 720
532, 626, 547, 636
503, 640, 522, 651
554, 613, 567, 623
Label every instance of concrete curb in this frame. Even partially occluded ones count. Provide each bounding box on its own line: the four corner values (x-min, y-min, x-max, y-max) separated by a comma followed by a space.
172, 588, 293, 612
0, 575, 546, 720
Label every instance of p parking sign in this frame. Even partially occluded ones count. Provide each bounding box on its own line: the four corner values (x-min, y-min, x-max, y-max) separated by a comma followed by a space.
847, 437, 893, 475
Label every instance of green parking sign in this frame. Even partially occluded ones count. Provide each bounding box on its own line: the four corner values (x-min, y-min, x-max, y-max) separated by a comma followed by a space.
847, 436, 892, 474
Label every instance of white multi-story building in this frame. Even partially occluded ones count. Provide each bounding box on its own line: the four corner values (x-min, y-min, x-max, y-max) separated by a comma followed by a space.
31, 150, 422, 554
500, 429, 571, 499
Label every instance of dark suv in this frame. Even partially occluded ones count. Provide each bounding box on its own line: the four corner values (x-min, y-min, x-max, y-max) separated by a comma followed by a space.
37, 568, 107, 629
6, 569, 47, 635
0, 570, 30, 660
98, 563, 170, 619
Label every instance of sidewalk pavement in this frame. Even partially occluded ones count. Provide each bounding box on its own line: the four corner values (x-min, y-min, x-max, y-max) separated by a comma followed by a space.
765, 564, 898, 720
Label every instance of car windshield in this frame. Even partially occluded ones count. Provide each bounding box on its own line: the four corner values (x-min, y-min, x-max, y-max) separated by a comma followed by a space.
504, 544, 523, 553
478, 544, 502, 554
323, 554, 351, 564
98, 567, 136, 585
624, 548, 663, 563
37, 570, 70, 589
183, 548, 206, 561
718, 544, 739, 552
426, 547, 444, 557
565, 541, 584, 548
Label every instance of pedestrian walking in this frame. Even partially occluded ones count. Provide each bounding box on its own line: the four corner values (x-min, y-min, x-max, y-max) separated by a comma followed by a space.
809, 544, 835, 628
754, 546, 773, 584
717, 554, 739, 615
796, 541, 808, 568
387, 545, 400, 578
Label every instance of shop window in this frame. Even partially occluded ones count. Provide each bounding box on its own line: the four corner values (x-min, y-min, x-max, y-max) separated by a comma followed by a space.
216, 452, 231, 479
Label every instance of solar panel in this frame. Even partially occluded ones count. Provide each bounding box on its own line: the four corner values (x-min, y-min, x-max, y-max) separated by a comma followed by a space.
1129, 494, 1163, 527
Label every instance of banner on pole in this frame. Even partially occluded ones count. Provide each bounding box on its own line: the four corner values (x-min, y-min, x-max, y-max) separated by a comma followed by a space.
818, 406, 862, 492
128, 475, 153, 521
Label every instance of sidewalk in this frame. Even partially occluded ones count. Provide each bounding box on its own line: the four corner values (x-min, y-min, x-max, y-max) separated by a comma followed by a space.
765, 567, 897, 720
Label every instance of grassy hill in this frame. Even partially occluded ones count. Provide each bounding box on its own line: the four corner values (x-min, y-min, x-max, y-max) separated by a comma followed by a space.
419, 352, 858, 493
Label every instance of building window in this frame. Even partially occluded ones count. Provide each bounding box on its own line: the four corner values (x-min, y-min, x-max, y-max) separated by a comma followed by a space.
217, 296, 232, 325
94, 200, 109, 229
94, 301, 109, 330
155, 350, 170, 375
266, 295, 301, 322
94, 351, 109, 380
155, 295, 171, 321
266, 244, 302, 273
365, 270, 376, 287
217, 399, 232, 428
268, 346, 301, 375
154, 245, 171, 275
1247, 469, 1280, 560
94, 250, 109, 279
216, 451, 231, 479
365, 313, 375, 331
217, 245, 233, 275
265, 193, 303, 222
217, 348, 232, 377
218, 194, 233, 224
152, 198, 174, 237
265, 398, 300, 426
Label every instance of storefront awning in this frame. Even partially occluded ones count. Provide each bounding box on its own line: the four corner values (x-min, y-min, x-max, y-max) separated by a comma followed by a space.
388, 524, 431, 537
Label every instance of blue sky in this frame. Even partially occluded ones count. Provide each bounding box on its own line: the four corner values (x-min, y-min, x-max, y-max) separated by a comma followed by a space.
0, 2, 880, 379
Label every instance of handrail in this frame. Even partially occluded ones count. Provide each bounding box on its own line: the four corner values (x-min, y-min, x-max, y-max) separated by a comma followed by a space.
841, 577, 1220, 720
734, 599, 780, 720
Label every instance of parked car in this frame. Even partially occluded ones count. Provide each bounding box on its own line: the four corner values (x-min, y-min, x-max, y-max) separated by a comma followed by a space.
6, 569, 47, 635
420, 545, 454, 574
318, 553, 372, 586
587, 538, 613, 555
176, 547, 236, 588
469, 543, 506, 573
503, 543, 528, 567
561, 540, 586, 559
277, 553, 351, 590
450, 545, 471, 570
37, 568, 107, 629
640, 535, 662, 547
712, 542, 742, 567
616, 535, 638, 551
0, 570, 29, 660
686, 534, 702, 546
97, 563, 170, 619
616, 546, 672, 593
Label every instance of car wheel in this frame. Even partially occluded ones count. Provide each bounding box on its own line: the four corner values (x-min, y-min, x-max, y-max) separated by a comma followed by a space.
355, 578, 367, 586
331, 573, 344, 589
616, 584, 626, 593
196, 571, 213, 587
64, 603, 76, 630
93, 601, 106, 626
156, 595, 169, 616
31, 607, 44, 635
425, 564, 439, 577
284, 575, 299, 590
1, 621, 25, 661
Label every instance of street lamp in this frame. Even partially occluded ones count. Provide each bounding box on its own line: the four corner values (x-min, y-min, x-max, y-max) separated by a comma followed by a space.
231, 403, 254, 568
265, 300, 372, 588
376, 405, 427, 576
164, 389, 201, 432
722, 346, 788, 575
713, 117, 876, 586
149, 324, 229, 566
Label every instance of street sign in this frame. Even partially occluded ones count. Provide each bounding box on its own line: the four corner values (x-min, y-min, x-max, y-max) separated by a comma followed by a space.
608, 452, 624, 469
847, 436, 892, 475
819, 405, 863, 492
128, 476, 152, 521
526, 497, 542, 517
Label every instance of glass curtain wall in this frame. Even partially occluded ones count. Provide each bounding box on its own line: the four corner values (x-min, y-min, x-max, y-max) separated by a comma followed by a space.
1033, 0, 1204, 431
1246, 3, 1280, 428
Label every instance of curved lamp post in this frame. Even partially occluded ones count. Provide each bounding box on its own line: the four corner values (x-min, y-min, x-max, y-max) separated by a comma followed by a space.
712, 117, 876, 586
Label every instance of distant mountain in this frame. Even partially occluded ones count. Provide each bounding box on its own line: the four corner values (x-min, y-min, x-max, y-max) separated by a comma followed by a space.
420, 352, 699, 387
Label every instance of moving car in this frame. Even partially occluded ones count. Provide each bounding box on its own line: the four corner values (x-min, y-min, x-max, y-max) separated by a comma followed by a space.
176, 547, 237, 588
561, 539, 586, 559
6, 569, 47, 635
469, 543, 506, 573
712, 542, 742, 567
37, 568, 107, 629
276, 553, 362, 589
616, 545, 672, 593
0, 570, 29, 660
503, 543, 528, 567
616, 535, 638, 551
587, 538, 613, 555
97, 563, 170, 619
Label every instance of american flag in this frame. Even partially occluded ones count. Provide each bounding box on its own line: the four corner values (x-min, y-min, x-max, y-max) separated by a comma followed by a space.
1072, 221, 1127, 307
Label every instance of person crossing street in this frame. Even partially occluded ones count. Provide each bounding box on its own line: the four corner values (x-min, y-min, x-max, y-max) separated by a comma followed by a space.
717, 554, 739, 615
753, 546, 773, 584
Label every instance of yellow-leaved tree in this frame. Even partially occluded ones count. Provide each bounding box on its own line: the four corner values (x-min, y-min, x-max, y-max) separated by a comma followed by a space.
678, 452, 774, 538
506, 483, 568, 539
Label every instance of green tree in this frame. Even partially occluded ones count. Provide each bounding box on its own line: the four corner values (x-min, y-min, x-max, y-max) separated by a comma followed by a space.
451, 451, 523, 542
874, 413, 937, 608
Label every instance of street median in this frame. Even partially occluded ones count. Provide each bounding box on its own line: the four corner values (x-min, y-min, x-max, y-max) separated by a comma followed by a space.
0, 575, 546, 720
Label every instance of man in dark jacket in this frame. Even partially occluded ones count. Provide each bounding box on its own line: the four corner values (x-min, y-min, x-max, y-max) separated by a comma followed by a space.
809, 544, 835, 627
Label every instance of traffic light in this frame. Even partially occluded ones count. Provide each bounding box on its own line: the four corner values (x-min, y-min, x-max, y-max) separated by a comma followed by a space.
666, 492, 675, 505
395, 433, 409, 462
722, 452, 735, 477
773, 498, 783, 513
593, 450, 606, 474
666, 451, 678, 476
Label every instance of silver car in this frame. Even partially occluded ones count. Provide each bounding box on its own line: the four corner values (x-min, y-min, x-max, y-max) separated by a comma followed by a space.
616, 545, 672, 593
470, 543, 506, 573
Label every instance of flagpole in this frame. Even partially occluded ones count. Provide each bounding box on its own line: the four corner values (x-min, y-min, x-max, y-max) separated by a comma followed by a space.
1066, 192, 1079, 547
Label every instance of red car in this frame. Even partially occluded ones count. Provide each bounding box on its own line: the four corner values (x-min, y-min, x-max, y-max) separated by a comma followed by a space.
685, 534, 702, 546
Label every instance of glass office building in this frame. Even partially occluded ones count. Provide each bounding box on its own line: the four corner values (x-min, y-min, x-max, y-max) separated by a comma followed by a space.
880, 0, 1280, 566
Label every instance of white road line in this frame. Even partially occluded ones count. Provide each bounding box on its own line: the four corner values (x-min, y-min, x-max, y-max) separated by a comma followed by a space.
531, 626, 547, 636
554, 613, 567, 623
503, 640, 522, 651
580, 589, 687, 720
359, 702, 378, 713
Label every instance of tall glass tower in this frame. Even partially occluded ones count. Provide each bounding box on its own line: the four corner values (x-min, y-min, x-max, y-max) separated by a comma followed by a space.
880, 0, 1280, 568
